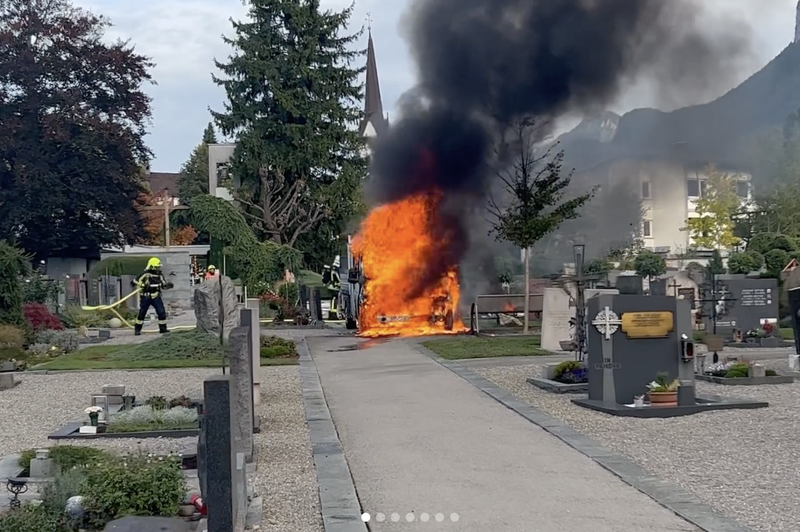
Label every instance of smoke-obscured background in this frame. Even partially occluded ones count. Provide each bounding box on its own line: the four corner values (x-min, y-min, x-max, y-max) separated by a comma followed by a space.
364, 0, 758, 303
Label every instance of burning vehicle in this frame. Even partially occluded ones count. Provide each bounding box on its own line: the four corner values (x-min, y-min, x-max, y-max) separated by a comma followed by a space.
342, 191, 465, 338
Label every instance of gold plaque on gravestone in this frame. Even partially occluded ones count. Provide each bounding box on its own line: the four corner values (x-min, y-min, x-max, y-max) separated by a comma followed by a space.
620, 311, 674, 339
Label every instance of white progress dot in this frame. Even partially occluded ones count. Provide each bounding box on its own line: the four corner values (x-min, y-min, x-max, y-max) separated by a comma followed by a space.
451, 513, 459, 522
435, 513, 444, 522
391, 513, 400, 522
420, 513, 430, 522
406, 512, 415, 522
376, 513, 385, 522
361, 513, 370, 522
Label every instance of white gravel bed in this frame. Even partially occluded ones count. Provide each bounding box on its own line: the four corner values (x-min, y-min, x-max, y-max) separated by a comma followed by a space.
473, 362, 800, 532
0, 366, 323, 531
254, 366, 323, 532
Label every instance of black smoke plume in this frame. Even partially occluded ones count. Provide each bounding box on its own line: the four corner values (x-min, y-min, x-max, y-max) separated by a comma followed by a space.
366, 0, 752, 293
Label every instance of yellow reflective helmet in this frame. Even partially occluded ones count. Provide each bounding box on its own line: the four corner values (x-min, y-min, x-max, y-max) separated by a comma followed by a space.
146, 257, 162, 270
208, 265, 216, 271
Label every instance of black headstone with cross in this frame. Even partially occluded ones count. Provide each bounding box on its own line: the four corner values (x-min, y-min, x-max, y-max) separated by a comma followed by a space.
583, 294, 695, 407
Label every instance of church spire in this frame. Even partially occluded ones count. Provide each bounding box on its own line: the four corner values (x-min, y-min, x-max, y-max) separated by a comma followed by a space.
361, 19, 388, 138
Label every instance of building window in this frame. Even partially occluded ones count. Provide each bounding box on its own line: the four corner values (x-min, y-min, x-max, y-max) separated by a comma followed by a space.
641, 181, 651, 199
687, 179, 699, 197
736, 181, 749, 198
699, 180, 707, 198
643, 221, 652, 238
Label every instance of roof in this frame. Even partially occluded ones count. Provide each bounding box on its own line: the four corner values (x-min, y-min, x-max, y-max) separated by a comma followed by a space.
146, 172, 180, 197
360, 31, 389, 137
561, 41, 800, 173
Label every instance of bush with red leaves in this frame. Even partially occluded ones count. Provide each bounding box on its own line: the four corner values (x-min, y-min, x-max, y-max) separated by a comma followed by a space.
23, 303, 63, 332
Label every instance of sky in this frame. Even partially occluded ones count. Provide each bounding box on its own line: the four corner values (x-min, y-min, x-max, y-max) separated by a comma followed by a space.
73, 0, 800, 173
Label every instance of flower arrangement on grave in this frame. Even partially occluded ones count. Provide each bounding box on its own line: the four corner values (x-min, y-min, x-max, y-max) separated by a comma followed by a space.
84, 406, 103, 426
551, 360, 588, 384
645, 372, 680, 406
705, 361, 777, 379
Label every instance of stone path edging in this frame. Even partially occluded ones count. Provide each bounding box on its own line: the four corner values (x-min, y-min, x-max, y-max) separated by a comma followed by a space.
413, 343, 755, 532
297, 339, 367, 532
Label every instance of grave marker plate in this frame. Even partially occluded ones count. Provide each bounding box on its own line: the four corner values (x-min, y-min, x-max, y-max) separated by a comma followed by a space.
620, 311, 674, 339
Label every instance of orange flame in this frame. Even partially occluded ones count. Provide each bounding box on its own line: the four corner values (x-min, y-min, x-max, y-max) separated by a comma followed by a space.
350, 191, 466, 337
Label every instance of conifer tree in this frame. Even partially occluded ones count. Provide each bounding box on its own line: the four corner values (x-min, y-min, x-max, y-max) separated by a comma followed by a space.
177, 123, 217, 206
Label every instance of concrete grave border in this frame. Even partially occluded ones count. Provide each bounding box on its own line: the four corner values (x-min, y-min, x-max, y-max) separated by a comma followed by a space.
48, 422, 199, 440
413, 342, 756, 532
297, 339, 367, 532
696, 374, 794, 386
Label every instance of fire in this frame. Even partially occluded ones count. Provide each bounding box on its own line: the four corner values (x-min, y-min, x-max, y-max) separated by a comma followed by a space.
350, 191, 466, 337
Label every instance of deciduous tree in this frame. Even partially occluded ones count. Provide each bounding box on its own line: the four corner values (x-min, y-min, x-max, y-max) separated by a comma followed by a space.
633, 250, 666, 281
488, 118, 594, 333
0, 0, 154, 258
211, 0, 367, 252
682, 166, 742, 251
135, 194, 198, 246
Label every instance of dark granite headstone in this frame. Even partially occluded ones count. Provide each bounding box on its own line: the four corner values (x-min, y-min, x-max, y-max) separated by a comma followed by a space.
102, 516, 191, 531
616, 275, 643, 295
649, 279, 666, 296
789, 287, 800, 355
704, 276, 779, 337
227, 327, 254, 462
203, 375, 246, 532
584, 294, 695, 406
310, 289, 323, 322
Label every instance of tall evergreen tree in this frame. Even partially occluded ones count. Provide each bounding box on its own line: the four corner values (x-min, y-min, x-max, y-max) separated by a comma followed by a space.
211, 0, 367, 254
0, 0, 153, 258
177, 123, 217, 206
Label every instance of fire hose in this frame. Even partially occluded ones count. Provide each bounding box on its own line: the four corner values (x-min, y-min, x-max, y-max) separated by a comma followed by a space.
81, 288, 194, 332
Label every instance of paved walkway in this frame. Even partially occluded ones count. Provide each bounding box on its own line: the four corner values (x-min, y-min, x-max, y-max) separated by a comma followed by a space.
308, 337, 700, 531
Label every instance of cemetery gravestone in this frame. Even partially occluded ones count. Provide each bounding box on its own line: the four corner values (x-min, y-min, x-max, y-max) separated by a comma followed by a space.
540, 287, 619, 351
616, 275, 643, 295
573, 294, 769, 417
649, 279, 666, 296
240, 308, 262, 407
227, 327, 254, 462
705, 276, 778, 337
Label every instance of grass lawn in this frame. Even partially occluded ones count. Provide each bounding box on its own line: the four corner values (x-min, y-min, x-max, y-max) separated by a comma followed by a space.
422, 335, 550, 360
30, 344, 298, 371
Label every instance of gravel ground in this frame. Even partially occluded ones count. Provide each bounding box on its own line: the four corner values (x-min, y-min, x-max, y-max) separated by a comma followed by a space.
0, 366, 323, 531
473, 360, 799, 532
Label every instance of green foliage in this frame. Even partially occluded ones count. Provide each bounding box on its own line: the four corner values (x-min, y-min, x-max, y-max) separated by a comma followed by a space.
707, 250, 726, 275
584, 258, 613, 276
87, 256, 150, 279
723, 363, 751, 378
21, 271, 63, 305
681, 166, 742, 250
144, 396, 168, 410
0, 241, 30, 325
764, 249, 791, 276
211, 0, 367, 250
106, 405, 198, 433
59, 304, 106, 328
727, 251, 764, 274
490, 121, 594, 251
81, 453, 186, 529
0, 1, 154, 256
552, 360, 583, 379
260, 335, 297, 358
35, 329, 80, 354
107, 328, 224, 361
0, 324, 25, 347
189, 195, 302, 289
0, 503, 62, 532
177, 123, 217, 207
18, 445, 109, 471
772, 234, 798, 252
633, 250, 666, 280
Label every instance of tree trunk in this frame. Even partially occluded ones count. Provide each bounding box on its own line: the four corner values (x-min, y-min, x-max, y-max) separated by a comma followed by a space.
523, 247, 530, 334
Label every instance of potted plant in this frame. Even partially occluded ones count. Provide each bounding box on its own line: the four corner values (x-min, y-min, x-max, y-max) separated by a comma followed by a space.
645, 372, 680, 406
84, 406, 103, 426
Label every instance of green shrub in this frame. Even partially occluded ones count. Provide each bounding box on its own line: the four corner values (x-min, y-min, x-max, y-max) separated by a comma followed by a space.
59, 304, 106, 329
81, 453, 186, 529
552, 360, 583, 379
0, 324, 25, 348
18, 445, 109, 471
692, 330, 705, 343
766, 369, 778, 376
106, 405, 198, 433
109, 328, 223, 361
0, 503, 61, 532
144, 396, 168, 410
0, 241, 30, 326
724, 363, 750, 378
35, 329, 79, 354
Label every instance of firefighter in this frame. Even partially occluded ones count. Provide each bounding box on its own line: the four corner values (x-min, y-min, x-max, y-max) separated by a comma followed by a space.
132, 257, 174, 335
205, 264, 218, 281
323, 256, 342, 320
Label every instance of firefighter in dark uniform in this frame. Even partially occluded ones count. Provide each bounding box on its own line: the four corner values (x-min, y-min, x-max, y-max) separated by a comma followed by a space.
132, 257, 174, 335
321, 256, 342, 320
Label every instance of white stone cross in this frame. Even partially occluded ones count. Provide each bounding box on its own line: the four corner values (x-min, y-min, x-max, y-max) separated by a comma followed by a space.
592, 306, 622, 340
